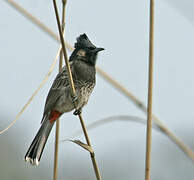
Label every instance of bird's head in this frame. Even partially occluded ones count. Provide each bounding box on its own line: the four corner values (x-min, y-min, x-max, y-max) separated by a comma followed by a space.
70, 33, 104, 66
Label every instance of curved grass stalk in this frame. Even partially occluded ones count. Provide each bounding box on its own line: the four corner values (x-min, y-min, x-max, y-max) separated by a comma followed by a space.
2, 0, 194, 162
0, 46, 61, 135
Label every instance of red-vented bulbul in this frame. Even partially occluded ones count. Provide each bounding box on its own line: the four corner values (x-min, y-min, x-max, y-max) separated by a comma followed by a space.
25, 34, 104, 166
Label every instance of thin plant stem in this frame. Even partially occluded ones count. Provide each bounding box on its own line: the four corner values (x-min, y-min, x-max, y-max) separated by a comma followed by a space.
0, 46, 61, 134
145, 1, 154, 180
4, 0, 73, 51
71, 115, 163, 138
52, 0, 101, 180
96, 69, 194, 161
3, 0, 194, 161
54, 121, 60, 180
53, 1, 66, 180
59, 0, 66, 71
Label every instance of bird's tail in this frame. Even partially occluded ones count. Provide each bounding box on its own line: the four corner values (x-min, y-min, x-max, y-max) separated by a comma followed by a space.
25, 117, 54, 166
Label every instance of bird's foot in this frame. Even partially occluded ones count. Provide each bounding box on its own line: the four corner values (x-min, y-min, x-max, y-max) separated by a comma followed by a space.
73, 109, 82, 116
71, 95, 78, 104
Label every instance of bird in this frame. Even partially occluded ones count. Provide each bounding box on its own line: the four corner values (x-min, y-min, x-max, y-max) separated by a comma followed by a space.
25, 33, 104, 166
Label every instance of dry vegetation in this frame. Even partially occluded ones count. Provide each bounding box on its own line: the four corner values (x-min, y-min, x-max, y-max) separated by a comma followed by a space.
1, 0, 194, 180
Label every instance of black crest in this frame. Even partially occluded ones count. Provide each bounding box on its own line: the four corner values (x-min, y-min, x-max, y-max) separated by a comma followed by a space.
75, 34, 96, 49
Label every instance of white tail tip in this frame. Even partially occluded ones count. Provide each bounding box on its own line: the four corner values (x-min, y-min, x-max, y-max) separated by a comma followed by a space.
25, 157, 39, 166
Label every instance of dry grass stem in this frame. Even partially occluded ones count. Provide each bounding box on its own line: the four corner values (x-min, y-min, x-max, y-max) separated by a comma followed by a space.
71, 115, 148, 137
145, 1, 154, 179
53, 1, 66, 180
52, 0, 75, 95
0, 46, 62, 135
4, 0, 73, 51
3, 0, 194, 161
71, 115, 194, 160
97, 67, 194, 161
71, 115, 166, 138
54, 119, 60, 180
64, 139, 94, 154
52, 0, 101, 179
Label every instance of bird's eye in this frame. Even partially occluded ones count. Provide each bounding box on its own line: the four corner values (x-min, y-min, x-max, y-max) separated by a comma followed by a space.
89, 47, 95, 50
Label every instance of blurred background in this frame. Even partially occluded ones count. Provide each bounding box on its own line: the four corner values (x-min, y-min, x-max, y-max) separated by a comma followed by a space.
1, 0, 194, 179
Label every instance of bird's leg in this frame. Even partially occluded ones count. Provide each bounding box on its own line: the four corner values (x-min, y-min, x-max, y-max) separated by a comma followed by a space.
71, 94, 82, 115
71, 94, 78, 104
73, 108, 82, 116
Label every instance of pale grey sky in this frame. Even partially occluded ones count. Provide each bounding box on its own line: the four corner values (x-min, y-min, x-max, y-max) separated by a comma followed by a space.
1, 0, 194, 179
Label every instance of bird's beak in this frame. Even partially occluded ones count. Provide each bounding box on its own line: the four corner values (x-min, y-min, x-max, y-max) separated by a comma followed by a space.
94, 47, 105, 53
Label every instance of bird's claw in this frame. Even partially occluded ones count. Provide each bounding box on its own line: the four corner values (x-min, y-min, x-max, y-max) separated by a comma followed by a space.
71, 95, 78, 104
73, 109, 82, 116
72, 95, 81, 115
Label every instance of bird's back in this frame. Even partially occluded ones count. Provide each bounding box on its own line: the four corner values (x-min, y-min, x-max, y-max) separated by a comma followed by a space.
42, 60, 96, 118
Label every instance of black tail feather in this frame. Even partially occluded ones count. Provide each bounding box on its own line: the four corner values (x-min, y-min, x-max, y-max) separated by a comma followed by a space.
25, 119, 54, 166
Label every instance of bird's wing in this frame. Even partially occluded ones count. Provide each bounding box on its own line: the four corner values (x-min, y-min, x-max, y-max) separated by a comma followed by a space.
42, 62, 73, 119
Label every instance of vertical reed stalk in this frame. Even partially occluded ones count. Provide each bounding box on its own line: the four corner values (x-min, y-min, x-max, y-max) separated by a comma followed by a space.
52, 0, 102, 179
53, 1, 66, 180
145, 0, 154, 180
5, 0, 194, 163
